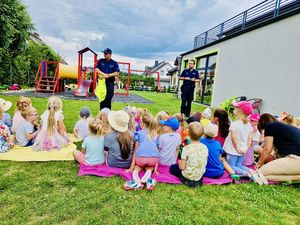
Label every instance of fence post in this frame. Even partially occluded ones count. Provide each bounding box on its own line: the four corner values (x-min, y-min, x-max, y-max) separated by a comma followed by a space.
242, 11, 247, 30
204, 31, 208, 45
219, 23, 224, 39
274, 0, 281, 17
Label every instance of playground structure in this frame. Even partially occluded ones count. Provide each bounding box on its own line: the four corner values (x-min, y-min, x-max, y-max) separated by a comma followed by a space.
35, 47, 98, 97
35, 47, 161, 97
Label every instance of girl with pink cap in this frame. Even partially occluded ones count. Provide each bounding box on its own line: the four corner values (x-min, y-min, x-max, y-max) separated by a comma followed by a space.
223, 101, 253, 175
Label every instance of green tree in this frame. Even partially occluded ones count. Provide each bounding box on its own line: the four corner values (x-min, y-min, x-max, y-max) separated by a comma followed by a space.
0, 0, 33, 85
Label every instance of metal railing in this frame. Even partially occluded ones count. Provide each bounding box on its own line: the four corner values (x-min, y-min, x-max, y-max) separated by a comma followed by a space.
193, 0, 300, 49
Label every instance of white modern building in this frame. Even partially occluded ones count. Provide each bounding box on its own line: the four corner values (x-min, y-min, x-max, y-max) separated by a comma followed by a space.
180, 0, 300, 115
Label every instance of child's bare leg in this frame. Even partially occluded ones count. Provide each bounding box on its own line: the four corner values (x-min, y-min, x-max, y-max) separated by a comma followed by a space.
132, 165, 142, 184
221, 157, 235, 174
141, 166, 154, 183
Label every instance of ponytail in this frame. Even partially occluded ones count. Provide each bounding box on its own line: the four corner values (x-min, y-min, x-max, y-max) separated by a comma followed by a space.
117, 131, 133, 159
47, 106, 56, 134
89, 117, 103, 135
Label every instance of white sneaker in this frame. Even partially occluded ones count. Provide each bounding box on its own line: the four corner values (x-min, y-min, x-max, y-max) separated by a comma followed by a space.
256, 170, 268, 185
248, 170, 264, 186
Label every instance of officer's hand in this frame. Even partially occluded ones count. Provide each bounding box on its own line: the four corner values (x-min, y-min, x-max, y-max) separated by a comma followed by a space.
191, 78, 195, 81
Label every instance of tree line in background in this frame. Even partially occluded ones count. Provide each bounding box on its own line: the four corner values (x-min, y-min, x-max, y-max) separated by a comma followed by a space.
0, 0, 62, 86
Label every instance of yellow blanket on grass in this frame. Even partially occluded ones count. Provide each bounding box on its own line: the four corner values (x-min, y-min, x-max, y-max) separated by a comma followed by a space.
0, 134, 80, 162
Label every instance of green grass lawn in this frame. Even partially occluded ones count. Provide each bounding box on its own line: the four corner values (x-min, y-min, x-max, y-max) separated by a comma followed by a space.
0, 92, 299, 225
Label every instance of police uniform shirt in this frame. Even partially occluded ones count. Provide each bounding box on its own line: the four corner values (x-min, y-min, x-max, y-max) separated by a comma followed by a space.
96, 58, 120, 84
180, 68, 199, 88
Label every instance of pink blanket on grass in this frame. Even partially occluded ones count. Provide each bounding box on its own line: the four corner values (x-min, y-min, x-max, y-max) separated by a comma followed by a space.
78, 164, 233, 185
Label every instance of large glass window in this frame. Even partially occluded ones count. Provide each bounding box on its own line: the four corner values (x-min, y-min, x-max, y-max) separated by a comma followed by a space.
195, 53, 217, 105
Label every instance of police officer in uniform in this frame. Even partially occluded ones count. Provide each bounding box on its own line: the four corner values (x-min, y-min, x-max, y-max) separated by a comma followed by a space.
179, 59, 200, 117
96, 48, 120, 110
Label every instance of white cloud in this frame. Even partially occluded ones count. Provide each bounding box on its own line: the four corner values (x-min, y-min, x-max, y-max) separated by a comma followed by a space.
24, 0, 264, 67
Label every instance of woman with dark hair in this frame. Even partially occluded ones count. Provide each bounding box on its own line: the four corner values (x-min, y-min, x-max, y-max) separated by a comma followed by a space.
257, 113, 300, 182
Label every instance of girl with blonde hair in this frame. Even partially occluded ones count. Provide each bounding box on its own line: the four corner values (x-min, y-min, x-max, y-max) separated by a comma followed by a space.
16, 106, 39, 147
124, 113, 159, 191
156, 111, 169, 135
33, 96, 69, 151
12, 96, 32, 133
73, 117, 105, 165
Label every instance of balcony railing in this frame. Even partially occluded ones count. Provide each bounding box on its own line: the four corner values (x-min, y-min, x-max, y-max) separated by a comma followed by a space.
193, 0, 300, 49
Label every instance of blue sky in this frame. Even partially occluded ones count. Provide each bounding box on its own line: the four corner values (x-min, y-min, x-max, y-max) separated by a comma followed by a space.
22, 0, 262, 68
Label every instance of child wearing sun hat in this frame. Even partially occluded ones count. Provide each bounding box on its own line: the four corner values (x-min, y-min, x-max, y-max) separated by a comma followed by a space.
0, 98, 12, 129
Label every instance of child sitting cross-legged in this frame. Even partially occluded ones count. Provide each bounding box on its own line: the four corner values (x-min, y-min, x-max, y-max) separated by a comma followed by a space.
33, 96, 69, 151
105, 110, 134, 169
16, 106, 39, 147
124, 113, 160, 191
73, 107, 91, 141
73, 117, 105, 165
170, 122, 208, 187
12, 96, 32, 133
200, 123, 225, 178
158, 117, 181, 165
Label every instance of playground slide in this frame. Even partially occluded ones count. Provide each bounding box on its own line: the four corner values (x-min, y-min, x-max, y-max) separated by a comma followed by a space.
58, 63, 78, 79
74, 79, 91, 97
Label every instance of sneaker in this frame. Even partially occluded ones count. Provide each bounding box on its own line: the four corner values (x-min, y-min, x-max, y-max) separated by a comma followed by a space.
248, 170, 264, 186
230, 173, 241, 181
256, 170, 268, 185
146, 178, 157, 191
123, 180, 143, 191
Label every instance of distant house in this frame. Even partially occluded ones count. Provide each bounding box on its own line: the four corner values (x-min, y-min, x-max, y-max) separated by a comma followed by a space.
166, 56, 181, 88
144, 61, 174, 88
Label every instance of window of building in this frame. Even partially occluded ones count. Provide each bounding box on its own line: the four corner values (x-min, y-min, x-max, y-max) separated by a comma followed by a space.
195, 53, 218, 106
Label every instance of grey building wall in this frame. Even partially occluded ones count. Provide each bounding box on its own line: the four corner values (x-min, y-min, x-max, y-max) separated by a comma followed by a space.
181, 14, 300, 115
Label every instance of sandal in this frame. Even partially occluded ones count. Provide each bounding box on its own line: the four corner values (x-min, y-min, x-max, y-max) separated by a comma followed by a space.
146, 178, 157, 191
123, 180, 143, 191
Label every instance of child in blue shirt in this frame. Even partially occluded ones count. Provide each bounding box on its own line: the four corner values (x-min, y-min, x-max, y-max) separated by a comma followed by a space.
200, 123, 224, 178
73, 117, 105, 165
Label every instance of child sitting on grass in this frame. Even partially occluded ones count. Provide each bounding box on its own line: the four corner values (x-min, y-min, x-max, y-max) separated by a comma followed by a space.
170, 122, 208, 187
16, 106, 39, 147
105, 110, 134, 168
124, 113, 159, 191
12, 96, 32, 133
73, 117, 105, 165
156, 111, 169, 136
73, 107, 91, 141
158, 117, 181, 165
200, 123, 225, 178
0, 98, 12, 130
33, 96, 69, 151
0, 107, 15, 152
201, 108, 212, 127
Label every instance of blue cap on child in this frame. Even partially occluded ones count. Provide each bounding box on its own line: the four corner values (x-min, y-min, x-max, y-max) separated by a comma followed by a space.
160, 117, 180, 130
80, 107, 91, 118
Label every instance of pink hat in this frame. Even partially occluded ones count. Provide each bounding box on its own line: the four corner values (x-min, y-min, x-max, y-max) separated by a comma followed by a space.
232, 101, 253, 116
249, 113, 260, 122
